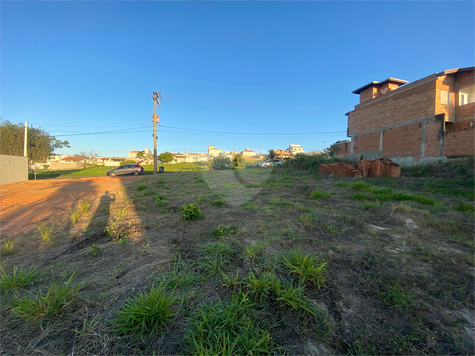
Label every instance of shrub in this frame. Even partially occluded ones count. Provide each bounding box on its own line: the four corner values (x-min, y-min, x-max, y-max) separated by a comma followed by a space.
181, 203, 202, 221
212, 198, 225, 206
110, 284, 176, 341
232, 154, 245, 169
159, 152, 174, 163
211, 225, 236, 239
282, 154, 332, 171
211, 156, 232, 170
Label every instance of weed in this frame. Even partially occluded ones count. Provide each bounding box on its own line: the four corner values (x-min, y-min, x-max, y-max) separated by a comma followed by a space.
351, 192, 371, 201
244, 269, 281, 303
241, 242, 268, 261
159, 208, 169, 214
212, 198, 225, 206
181, 203, 202, 221
350, 181, 373, 190
456, 201, 474, 213
90, 243, 99, 256
154, 194, 168, 207
157, 178, 165, 185
70, 200, 91, 224
276, 282, 315, 314
281, 248, 327, 288
37, 222, 55, 245
241, 202, 259, 211
199, 241, 234, 276
1, 239, 14, 256
110, 283, 176, 341
221, 271, 243, 291
212, 225, 237, 239
310, 190, 332, 199
377, 282, 413, 309
270, 198, 294, 209
185, 294, 280, 355
12, 271, 84, 320
362, 202, 378, 210
135, 184, 148, 192
335, 181, 350, 188
323, 222, 340, 234
0, 266, 42, 292
158, 250, 200, 289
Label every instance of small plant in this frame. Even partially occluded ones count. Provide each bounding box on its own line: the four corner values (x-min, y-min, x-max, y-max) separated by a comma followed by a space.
377, 282, 413, 309
310, 190, 332, 199
157, 178, 165, 185
276, 282, 315, 314
159, 208, 169, 214
456, 201, 474, 213
11, 271, 84, 320
1, 239, 14, 256
335, 182, 350, 188
0, 266, 42, 292
181, 203, 202, 221
70, 200, 91, 224
221, 271, 243, 291
135, 184, 148, 192
199, 241, 234, 276
362, 202, 378, 210
245, 269, 281, 303
90, 243, 99, 256
154, 194, 168, 207
212, 198, 225, 206
110, 283, 176, 341
323, 222, 339, 234
241, 242, 268, 261
211, 225, 236, 239
185, 294, 280, 355
37, 222, 55, 244
159, 252, 199, 290
297, 214, 315, 228
350, 181, 373, 190
281, 248, 327, 288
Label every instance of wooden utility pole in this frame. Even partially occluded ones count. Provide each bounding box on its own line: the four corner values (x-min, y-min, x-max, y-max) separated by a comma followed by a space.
152, 91, 162, 174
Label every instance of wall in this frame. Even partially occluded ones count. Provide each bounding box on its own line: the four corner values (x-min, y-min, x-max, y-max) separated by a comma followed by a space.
0, 155, 28, 185
50, 161, 83, 170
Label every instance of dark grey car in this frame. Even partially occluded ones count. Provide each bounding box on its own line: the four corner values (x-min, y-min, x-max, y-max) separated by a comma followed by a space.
107, 164, 144, 176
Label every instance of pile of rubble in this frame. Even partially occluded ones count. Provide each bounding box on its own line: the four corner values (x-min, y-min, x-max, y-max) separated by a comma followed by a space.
319, 158, 401, 178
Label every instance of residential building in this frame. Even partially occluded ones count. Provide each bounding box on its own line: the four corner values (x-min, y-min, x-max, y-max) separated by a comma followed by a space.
208, 146, 223, 157
287, 144, 304, 154
334, 67, 474, 165
50, 156, 86, 170
273, 148, 293, 160
241, 148, 256, 158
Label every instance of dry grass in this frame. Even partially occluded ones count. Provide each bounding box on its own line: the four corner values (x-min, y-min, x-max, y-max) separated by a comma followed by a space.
1, 161, 473, 355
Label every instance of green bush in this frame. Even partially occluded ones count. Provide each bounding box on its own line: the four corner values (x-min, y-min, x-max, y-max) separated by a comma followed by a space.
232, 154, 245, 169
282, 154, 332, 171
159, 152, 174, 163
181, 203, 202, 221
211, 156, 232, 170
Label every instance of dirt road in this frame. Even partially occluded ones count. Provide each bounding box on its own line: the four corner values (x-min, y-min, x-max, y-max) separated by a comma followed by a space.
0, 176, 139, 237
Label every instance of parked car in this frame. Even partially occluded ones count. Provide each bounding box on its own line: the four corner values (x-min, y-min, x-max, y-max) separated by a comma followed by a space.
107, 164, 144, 176
258, 159, 282, 168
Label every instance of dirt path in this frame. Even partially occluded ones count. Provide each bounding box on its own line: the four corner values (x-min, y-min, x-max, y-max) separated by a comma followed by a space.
0, 176, 139, 237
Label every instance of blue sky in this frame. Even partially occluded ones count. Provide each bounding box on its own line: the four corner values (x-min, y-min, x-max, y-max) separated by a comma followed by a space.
1, 1, 474, 157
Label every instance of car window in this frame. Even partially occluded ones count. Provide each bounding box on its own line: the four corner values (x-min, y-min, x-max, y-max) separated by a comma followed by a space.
118, 166, 124, 169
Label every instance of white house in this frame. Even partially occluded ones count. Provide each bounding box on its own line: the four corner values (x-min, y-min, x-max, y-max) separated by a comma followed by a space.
208, 146, 223, 157
287, 144, 304, 154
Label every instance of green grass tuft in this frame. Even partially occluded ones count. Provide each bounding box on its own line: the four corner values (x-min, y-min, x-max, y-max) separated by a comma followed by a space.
281, 248, 327, 288
181, 203, 202, 221
0, 266, 42, 292
456, 201, 474, 213
310, 190, 332, 199
110, 283, 176, 341
1, 239, 14, 256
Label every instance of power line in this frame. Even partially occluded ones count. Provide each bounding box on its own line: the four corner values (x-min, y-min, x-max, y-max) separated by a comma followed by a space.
54, 126, 152, 137
158, 124, 346, 136
30, 122, 152, 128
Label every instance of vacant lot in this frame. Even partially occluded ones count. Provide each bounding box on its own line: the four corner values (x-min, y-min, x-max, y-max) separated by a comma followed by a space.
1, 159, 474, 355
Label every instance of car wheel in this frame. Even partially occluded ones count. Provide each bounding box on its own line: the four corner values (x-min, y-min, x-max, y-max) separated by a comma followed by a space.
134, 171, 139, 176
110, 172, 117, 177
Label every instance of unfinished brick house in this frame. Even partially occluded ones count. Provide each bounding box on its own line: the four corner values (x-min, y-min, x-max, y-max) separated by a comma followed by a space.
335, 67, 474, 165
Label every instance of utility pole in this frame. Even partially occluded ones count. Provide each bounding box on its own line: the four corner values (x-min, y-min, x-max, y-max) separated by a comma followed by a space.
152, 91, 162, 174
24, 121, 28, 157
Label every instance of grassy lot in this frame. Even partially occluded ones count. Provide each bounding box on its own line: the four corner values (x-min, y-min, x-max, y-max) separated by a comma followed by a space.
5, 158, 475, 355
29, 161, 265, 179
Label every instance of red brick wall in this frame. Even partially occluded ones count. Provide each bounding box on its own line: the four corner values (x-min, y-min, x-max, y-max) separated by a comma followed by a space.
444, 123, 475, 157
381, 123, 422, 159
334, 142, 350, 158
435, 75, 456, 119
352, 132, 380, 156
349, 79, 435, 135
456, 102, 475, 118
424, 120, 442, 157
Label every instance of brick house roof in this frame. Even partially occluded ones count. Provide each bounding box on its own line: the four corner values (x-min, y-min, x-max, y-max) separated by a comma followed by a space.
61, 156, 85, 162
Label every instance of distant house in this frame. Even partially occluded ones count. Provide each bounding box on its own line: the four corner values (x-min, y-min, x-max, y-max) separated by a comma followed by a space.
128, 148, 151, 158
50, 156, 86, 170
185, 153, 209, 163
273, 148, 292, 160
287, 144, 304, 154
103, 157, 126, 167
208, 146, 223, 157
240, 148, 256, 158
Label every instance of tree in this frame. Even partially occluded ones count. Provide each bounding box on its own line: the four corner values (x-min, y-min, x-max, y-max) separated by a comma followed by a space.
232, 154, 245, 169
0, 119, 70, 162
159, 152, 174, 163
79, 150, 99, 169
327, 140, 343, 157
268, 149, 276, 159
